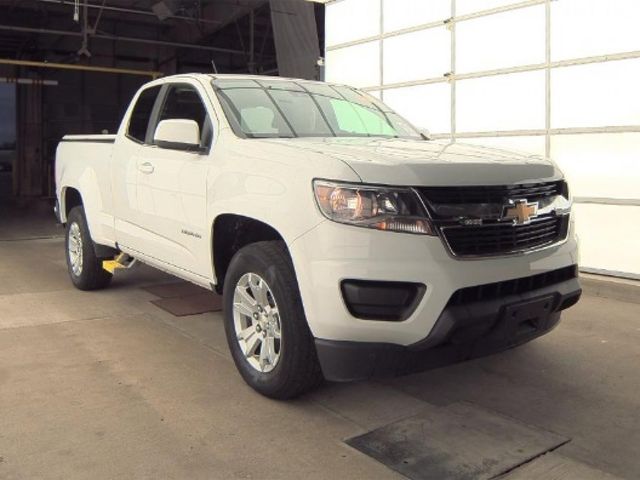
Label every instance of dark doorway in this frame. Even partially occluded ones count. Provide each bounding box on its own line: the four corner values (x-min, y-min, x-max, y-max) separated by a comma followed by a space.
0, 83, 16, 198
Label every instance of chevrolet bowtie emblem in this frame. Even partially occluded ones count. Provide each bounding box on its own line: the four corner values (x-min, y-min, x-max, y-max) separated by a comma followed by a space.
502, 199, 538, 225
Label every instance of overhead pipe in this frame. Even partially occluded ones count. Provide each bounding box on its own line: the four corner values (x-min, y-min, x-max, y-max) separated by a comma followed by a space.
0, 58, 162, 78
32, 0, 222, 26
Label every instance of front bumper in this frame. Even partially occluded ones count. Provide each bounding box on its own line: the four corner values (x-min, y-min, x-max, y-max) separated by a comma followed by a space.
315, 273, 581, 381
289, 218, 579, 346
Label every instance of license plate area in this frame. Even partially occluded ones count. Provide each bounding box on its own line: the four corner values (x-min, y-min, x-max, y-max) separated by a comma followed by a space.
502, 294, 556, 337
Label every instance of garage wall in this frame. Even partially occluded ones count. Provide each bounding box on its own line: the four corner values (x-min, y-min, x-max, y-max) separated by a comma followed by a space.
325, 0, 640, 279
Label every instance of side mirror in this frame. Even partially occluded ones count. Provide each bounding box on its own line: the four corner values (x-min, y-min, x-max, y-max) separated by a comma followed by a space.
154, 119, 200, 151
419, 128, 432, 141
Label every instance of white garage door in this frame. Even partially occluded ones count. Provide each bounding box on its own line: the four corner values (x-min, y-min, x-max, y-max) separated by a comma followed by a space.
325, 0, 640, 279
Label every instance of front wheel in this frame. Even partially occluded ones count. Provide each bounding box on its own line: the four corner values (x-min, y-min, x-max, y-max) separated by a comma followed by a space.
223, 241, 323, 399
65, 206, 112, 291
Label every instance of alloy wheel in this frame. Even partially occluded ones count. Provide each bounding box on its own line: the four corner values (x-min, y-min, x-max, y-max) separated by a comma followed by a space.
68, 222, 83, 276
232, 272, 282, 373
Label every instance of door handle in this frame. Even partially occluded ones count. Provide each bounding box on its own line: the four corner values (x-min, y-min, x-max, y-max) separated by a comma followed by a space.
138, 161, 155, 174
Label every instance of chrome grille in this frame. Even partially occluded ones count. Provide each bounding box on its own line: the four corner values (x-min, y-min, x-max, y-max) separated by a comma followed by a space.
441, 215, 569, 257
416, 181, 570, 257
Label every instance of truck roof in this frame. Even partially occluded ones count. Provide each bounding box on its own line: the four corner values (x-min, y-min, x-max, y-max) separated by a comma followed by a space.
155, 73, 335, 87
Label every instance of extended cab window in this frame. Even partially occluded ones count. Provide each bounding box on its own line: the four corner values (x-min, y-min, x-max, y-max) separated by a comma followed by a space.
155, 84, 213, 149
127, 86, 161, 143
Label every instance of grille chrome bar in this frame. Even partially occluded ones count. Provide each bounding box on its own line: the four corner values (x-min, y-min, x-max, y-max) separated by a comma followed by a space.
415, 181, 570, 258
418, 181, 566, 206
440, 215, 568, 257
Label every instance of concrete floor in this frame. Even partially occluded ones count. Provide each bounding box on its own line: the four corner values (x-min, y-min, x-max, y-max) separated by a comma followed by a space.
0, 234, 638, 479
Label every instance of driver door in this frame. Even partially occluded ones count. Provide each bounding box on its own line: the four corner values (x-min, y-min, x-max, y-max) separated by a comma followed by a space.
135, 81, 214, 278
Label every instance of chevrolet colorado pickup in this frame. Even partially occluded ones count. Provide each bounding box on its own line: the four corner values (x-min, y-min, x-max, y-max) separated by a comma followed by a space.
55, 74, 581, 399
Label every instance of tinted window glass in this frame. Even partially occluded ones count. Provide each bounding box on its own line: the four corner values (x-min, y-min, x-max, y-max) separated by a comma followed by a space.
315, 96, 396, 136
218, 88, 294, 138
269, 90, 333, 136
257, 80, 305, 91
301, 82, 342, 98
128, 86, 161, 142
213, 79, 422, 139
156, 84, 212, 148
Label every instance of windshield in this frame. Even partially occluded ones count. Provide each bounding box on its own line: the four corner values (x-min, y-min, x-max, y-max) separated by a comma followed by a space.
212, 78, 423, 140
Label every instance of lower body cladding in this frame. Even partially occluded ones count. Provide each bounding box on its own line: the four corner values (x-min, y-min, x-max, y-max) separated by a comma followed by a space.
288, 219, 581, 382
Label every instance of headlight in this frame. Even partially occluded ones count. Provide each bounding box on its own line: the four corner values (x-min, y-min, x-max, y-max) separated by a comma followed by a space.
313, 180, 436, 235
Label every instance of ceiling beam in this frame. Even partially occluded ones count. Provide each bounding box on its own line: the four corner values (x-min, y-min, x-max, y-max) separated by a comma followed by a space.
0, 24, 248, 55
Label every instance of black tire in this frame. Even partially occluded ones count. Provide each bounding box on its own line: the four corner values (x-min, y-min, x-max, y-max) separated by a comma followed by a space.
65, 206, 113, 291
223, 241, 324, 399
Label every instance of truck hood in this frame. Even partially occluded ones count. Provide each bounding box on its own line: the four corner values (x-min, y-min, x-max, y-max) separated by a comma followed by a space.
260, 137, 561, 186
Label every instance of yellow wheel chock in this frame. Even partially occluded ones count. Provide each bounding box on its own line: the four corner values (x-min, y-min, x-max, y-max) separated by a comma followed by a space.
102, 253, 136, 274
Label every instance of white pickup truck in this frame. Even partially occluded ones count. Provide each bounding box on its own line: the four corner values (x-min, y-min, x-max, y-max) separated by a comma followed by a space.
55, 74, 581, 399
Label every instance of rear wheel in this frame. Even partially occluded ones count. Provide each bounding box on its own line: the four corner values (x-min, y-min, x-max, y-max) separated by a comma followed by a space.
65, 206, 112, 291
223, 241, 323, 399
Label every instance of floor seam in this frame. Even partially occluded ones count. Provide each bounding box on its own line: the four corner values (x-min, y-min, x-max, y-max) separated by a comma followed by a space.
490, 438, 572, 479
0, 314, 116, 331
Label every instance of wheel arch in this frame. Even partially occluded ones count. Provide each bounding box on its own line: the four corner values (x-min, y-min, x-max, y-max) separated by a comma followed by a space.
61, 186, 117, 258
61, 186, 83, 223
212, 214, 286, 293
